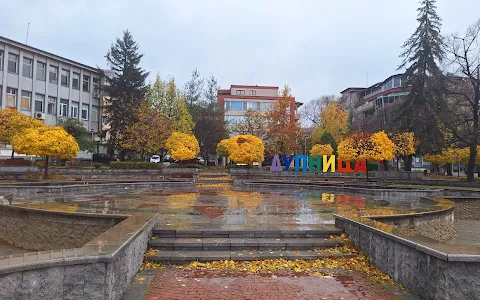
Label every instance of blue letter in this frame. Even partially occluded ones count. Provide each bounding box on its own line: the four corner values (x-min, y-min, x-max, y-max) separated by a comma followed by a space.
295, 154, 308, 172
282, 154, 294, 171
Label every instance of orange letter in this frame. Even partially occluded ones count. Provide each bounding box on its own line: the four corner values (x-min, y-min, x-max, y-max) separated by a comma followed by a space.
337, 159, 353, 173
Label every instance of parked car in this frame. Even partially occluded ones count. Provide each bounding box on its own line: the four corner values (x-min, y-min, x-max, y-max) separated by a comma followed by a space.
92, 153, 112, 165
197, 156, 205, 165
150, 155, 161, 163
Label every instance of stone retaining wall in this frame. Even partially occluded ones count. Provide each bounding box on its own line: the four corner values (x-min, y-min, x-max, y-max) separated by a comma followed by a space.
335, 215, 480, 300
0, 205, 125, 251
365, 206, 455, 242
0, 212, 156, 300
0, 181, 195, 196
448, 197, 480, 220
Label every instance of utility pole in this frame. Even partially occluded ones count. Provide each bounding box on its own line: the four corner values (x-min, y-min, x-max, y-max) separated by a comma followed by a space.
25, 22, 30, 45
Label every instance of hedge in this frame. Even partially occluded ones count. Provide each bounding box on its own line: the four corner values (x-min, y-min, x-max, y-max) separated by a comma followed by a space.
169, 163, 204, 169
109, 162, 163, 169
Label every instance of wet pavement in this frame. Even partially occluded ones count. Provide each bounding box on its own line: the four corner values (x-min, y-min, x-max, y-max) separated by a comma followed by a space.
8, 186, 433, 230
142, 267, 420, 300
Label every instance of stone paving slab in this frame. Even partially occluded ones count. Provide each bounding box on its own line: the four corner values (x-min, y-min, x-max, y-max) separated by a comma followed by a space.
143, 267, 422, 300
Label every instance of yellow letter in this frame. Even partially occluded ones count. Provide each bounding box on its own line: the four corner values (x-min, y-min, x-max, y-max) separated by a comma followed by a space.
322, 155, 336, 172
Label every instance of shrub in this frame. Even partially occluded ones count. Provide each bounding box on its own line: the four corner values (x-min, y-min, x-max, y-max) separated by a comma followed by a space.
109, 161, 163, 169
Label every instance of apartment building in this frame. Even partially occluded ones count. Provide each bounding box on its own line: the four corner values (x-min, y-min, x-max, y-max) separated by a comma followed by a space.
0, 36, 101, 156
217, 85, 302, 135
340, 74, 430, 169
341, 74, 409, 132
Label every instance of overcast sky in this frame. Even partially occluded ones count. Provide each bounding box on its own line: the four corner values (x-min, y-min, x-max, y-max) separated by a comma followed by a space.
1, 0, 479, 103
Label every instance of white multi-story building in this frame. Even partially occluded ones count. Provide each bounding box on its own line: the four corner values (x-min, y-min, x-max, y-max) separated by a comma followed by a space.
0, 36, 102, 156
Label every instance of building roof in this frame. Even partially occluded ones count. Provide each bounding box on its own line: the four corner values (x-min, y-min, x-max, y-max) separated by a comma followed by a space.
0, 36, 100, 73
340, 87, 365, 94
230, 85, 279, 90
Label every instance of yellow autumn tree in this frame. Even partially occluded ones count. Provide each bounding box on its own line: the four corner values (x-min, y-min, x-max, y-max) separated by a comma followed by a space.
389, 132, 415, 157
165, 132, 200, 161
310, 144, 334, 156
312, 101, 349, 142
338, 131, 394, 162
216, 138, 233, 158
12, 126, 79, 179
0, 108, 45, 157
173, 98, 194, 134
226, 134, 264, 165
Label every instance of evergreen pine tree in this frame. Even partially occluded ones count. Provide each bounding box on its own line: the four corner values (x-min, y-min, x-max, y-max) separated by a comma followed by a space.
319, 131, 338, 155
105, 30, 149, 155
398, 0, 445, 155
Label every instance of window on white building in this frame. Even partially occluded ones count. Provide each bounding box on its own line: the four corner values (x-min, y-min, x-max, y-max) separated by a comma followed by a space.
0, 50, 3, 70
22, 57, 33, 78
61, 69, 69, 87
93, 78, 100, 97
91, 106, 99, 122
247, 102, 260, 111
59, 99, 68, 117
20, 91, 31, 110
225, 101, 244, 111
36, 61, 46, 81
6, 88, 17, 108
83, 75, 90, 92
35, 94, 45, 112
72, 72, 80, 89
81, 104, 89, 120
394, 77, 402, 87
48, 97, 57, 115
71, 101, 79, 118
236, 90, 245, 95
8, 53, 18, 74
249, 90, 256, 95
262, 102, 272, 111
49, 65, 58, 84
225, 115, 247, 124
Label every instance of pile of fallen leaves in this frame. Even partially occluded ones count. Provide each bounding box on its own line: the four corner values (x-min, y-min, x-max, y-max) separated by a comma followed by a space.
141, 249, 163, 270
181, 256, 399, 287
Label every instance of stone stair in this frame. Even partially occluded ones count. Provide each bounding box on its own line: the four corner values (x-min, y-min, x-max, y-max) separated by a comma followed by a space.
196, 169, 232, 185
146, 227, 352, 263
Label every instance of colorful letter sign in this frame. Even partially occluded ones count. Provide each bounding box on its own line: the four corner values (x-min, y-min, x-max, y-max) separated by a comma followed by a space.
270, 154, 366, 173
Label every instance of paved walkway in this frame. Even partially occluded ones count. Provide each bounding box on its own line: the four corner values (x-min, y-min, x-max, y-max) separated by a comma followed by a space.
142, 268, 418, 300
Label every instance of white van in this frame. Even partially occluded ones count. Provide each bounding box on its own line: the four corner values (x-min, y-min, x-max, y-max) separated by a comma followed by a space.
150, 155, 161, 163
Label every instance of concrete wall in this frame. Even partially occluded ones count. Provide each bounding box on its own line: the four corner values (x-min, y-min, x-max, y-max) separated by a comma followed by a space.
335, 215, 480, 300
0, 212, 155, 300
365, 207, 455, 242
230, 169, 423, 180
0, 204, 124, 250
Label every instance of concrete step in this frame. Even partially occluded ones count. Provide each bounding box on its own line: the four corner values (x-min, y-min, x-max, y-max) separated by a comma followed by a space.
146, 250, 358, 263
149, 237, 345, 251
197, 173, 231, 178
152, 228, 343, 239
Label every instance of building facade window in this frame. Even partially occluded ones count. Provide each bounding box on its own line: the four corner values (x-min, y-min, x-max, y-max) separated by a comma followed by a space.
35, 94, 45, 112
59, 99, 68, 117
393, 77, 402, 87
249, 90, 256, 95
81, 104, 89, 120
48, 97, 57, 115
262, 102, 272, 111
91, 106, 99, 122
49, 65, 58, 84
61, 69, 69, 87
247, 102, 260, 111
0, 50, 3, 70
71, 101, 79, 118
7, 53, 19, 74
93, 78, 100, 97
22, 57, 33, 78
225, 101, 244, 111
36, 61, 46, 81
236, 90, 245, 95
6, 88, 17, 108
225, 115, 247, 124
72, 73, 80, 89
83, 75, 90, 92
21, 91, 31, 110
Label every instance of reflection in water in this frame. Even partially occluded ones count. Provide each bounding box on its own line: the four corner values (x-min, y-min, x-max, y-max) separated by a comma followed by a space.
9, 187, 436, 227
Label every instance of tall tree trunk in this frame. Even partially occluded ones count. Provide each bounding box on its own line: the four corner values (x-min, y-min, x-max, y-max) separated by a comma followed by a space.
11, 148, 14, 159
383, 160, 389, 171
366, 159, 369, 180
446, 163, 453, 176
404, 155, 413, 171
44, 156, 49, 180
466, 144, 476, 182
